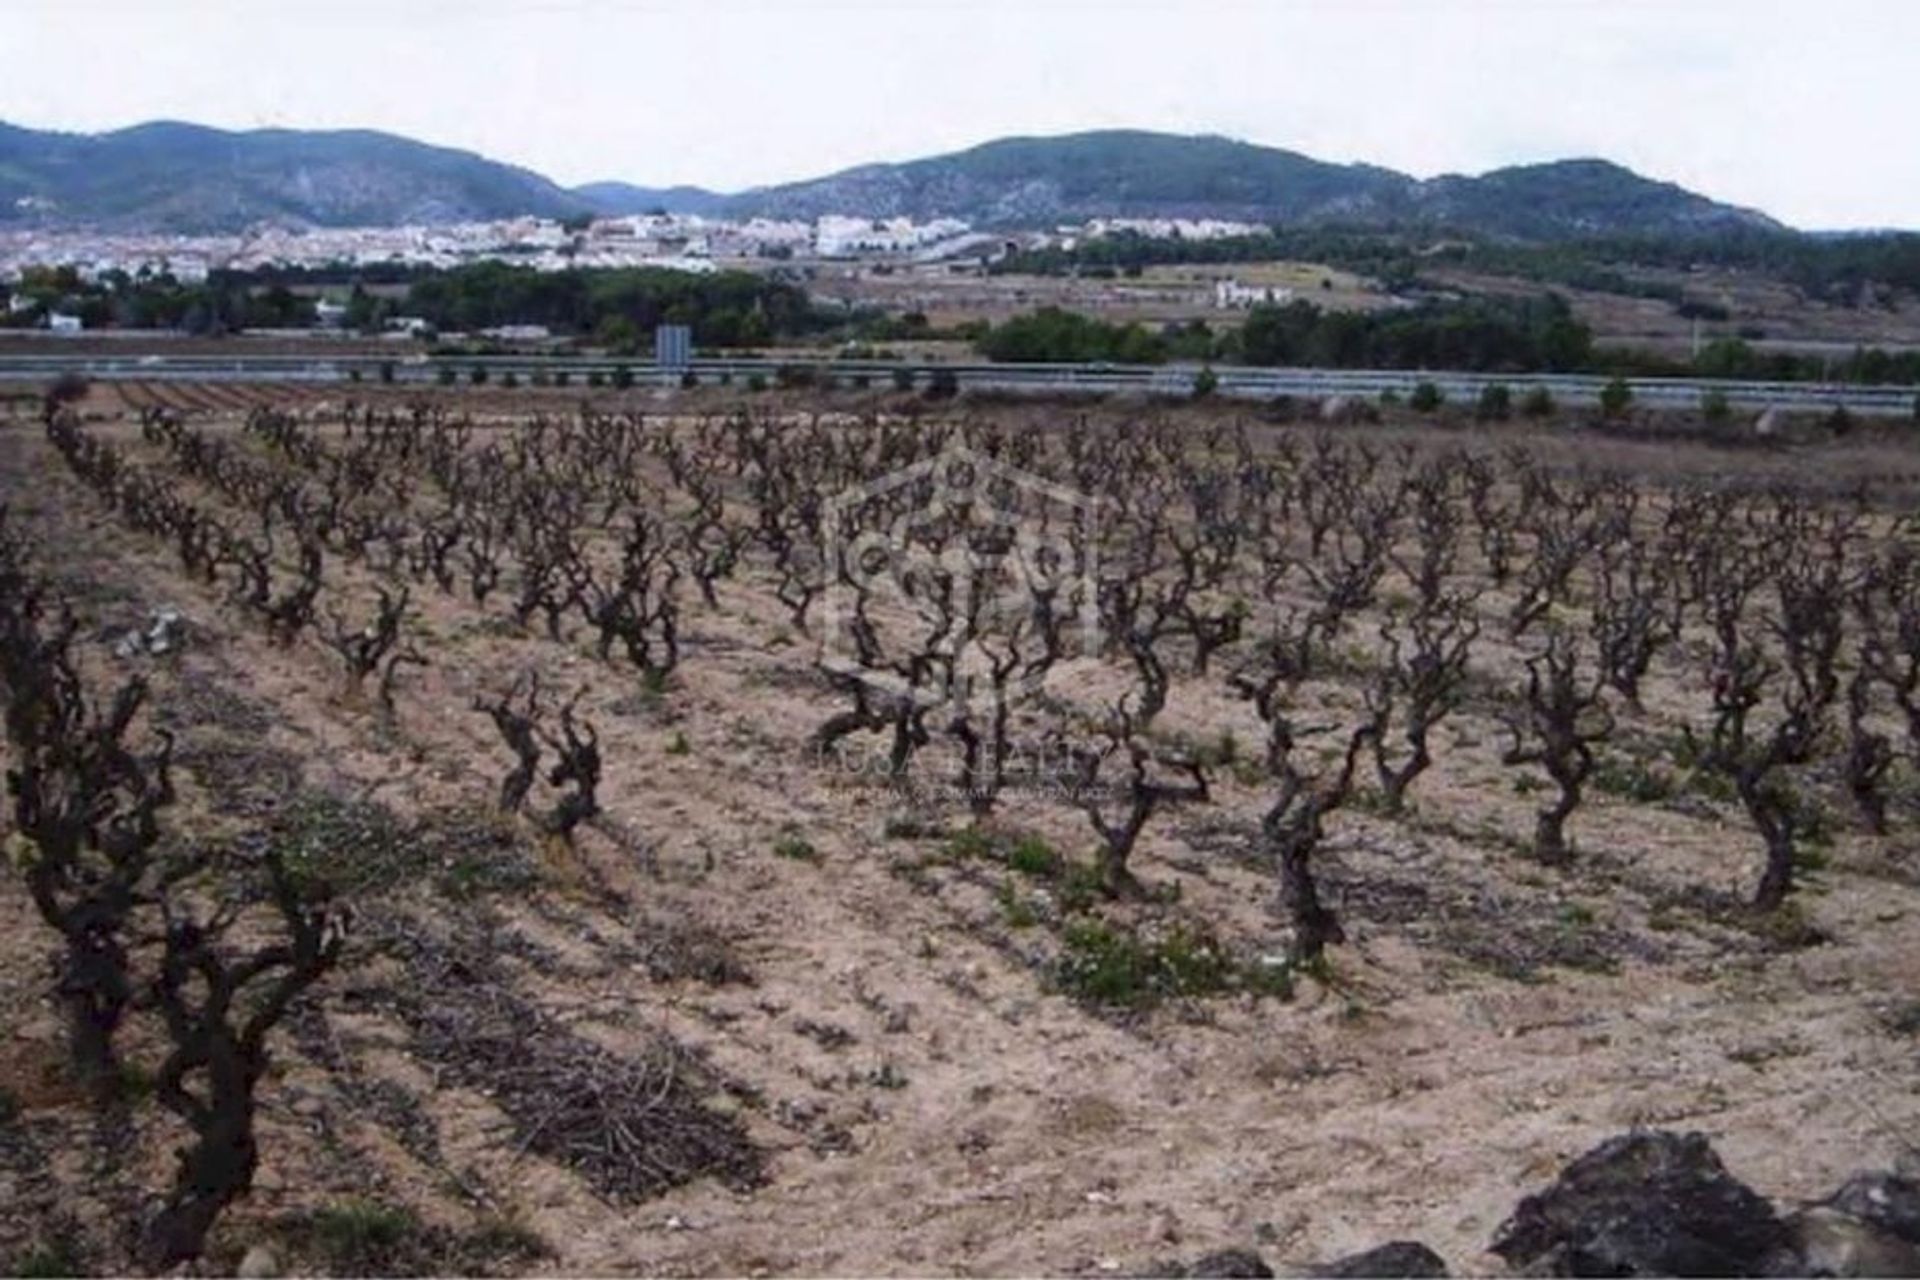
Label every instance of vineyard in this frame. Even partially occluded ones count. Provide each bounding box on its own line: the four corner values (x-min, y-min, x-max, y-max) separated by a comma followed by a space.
2, 383, 1919, 1275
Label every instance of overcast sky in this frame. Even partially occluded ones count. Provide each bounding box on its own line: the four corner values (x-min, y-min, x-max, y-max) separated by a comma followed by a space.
3, 0, 1915, 229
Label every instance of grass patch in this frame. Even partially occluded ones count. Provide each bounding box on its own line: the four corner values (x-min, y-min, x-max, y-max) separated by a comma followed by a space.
998, 880, 1040, 929
1007, 834, 1061, 877
288, 1200, 421, 1276
772, 833, 820, 863
944, 826, 996, 861
1591, 756, 1676, 804
665, 730, 690, 756
1053, 919, 1277, 1010
276, 1200, 549, 1277
266, 794, 538, 902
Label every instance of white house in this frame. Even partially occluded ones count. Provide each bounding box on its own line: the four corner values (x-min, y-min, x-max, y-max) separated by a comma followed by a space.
1214, 279, 1293, 310
47, 312, 83, 334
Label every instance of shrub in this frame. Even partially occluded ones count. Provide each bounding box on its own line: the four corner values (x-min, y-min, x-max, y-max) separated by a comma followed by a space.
773, 833, 819, 863
283, 1201, 423, 1276
1007, 835, 1061, 877
611, 365, 634, 389
1701, 387, 1732, 424
924, 368, 959, 400
1409, 381, 1444, 412
746, 373, 767, 392
1476, 382, 1512, 421
944, 827, 995, 861
1192, 366, 1219, 399
1599, 376, 1633, 417
1521, 386, 1555, 418
469, 365, 488, 385
436, 365, 456, 386
1054, 920, 1236, 1009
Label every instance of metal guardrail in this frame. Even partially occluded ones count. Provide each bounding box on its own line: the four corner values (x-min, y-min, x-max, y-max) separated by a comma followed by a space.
1, 352, 1915, 416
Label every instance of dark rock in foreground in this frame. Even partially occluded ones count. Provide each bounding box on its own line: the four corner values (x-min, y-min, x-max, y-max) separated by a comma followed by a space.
1490, 1129, 1799, 1276
1310, 1240, 1449, 1277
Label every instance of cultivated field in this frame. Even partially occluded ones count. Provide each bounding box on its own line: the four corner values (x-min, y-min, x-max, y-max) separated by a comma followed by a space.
3, 384, 1920, 1276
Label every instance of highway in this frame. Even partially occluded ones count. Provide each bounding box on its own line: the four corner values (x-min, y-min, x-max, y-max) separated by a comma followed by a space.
1, 351, 1916, 417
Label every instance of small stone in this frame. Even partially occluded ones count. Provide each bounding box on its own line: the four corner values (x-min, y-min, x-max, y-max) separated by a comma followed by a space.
236, 1244, 281, 1278
1190, 1248, 1274, 1278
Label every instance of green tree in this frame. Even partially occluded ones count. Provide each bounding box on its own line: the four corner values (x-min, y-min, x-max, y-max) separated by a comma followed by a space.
1701, 387, 1731, 425
1476, 383, 1512, 421
1192, 366, 1219, 400
596, 314, 641, 354
1599, 377, 1633, 418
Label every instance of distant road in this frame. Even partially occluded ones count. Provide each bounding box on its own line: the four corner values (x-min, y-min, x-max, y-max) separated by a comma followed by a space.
1, 351, 1916, 416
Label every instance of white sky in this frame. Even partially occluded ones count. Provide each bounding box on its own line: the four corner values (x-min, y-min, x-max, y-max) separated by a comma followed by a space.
5, 0, 1915, 229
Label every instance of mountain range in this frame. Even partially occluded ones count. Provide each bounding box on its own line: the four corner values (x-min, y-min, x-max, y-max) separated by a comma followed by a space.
0, 120, 1784, 240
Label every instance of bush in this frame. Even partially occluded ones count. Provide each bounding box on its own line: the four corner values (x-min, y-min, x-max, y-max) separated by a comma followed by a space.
1007, 835, 1061, 877
773, 833, 819, 863
293, 1201, 420, 1276
611, 365, 634, 389
553, 369, 570, 387
1054, 920, 1238, 1009
469, 365, 488, 385
378, 361, 395, 384
501, 370, 518, 389
1409, 381, 1444, 412
1191, 366, 1219, 400
680, 370, 698, 389
436, 365, 456, 386
586, 370, 605, 388
774, 363, 817, 389
1599, 376, 1633, 417
1476, 382, 1512, 421
746, 373, 767, 393
1521, 386, 1555, 418
1702, 387, 1732, 424
891, 367, 916, 392
924, 368, 959, 400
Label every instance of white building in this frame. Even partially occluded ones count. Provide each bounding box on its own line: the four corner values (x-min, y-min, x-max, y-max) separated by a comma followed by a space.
1214, 279, 1293, 310
47, 312, 83, 333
